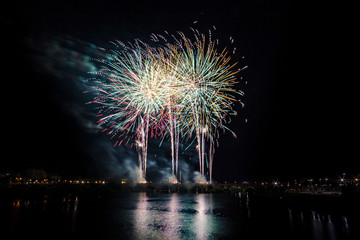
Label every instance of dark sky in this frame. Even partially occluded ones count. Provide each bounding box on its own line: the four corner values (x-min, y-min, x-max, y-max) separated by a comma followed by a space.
2, 0, 358, 181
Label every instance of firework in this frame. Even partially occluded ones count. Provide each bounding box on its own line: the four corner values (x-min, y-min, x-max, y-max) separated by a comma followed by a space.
89, 28, 245, 183
162, 31, 243, 182
91, 45, 168, 181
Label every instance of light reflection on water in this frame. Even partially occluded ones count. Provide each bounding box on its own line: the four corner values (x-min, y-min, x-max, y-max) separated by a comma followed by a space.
167, 193, 180, 239
132, 193, 233, 240
286, 208, 353, 240
134, 192, 148, 239
3, 192, 358, 240
195, 194, 210, 240
130, 193, 356, 240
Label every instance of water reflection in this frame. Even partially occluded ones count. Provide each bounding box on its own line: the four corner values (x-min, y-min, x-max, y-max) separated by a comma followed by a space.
288, 208, 293, 231
327, 219, 337, 240
342, 216, 350, 235
72, 196, 79, 232
246, 192, 251, 218
134, 192, 149, 239
311, 212, 324, 240
134, 193, 183, 239
7, 195, 80, 234
10, 200, 21, 232
209, 193, 213, 214
133, 193, 221, 240
285, 208, 355, 240
166, 194, 180, 240
4, 193, 357, 240
195, 194, 209, 240
238, 190, 251, 218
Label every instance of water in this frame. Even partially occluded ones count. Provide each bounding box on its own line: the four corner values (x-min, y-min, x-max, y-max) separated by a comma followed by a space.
1, 192, 358, 240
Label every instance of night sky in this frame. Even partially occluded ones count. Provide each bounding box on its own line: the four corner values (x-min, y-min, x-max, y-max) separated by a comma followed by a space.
2, 0, 358, 181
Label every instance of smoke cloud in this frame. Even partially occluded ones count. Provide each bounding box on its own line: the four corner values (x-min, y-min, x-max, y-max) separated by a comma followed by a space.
26, 34, 204, 183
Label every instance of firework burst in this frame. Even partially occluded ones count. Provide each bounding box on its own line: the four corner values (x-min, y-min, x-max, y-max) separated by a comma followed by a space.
88, 28, 246, 183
